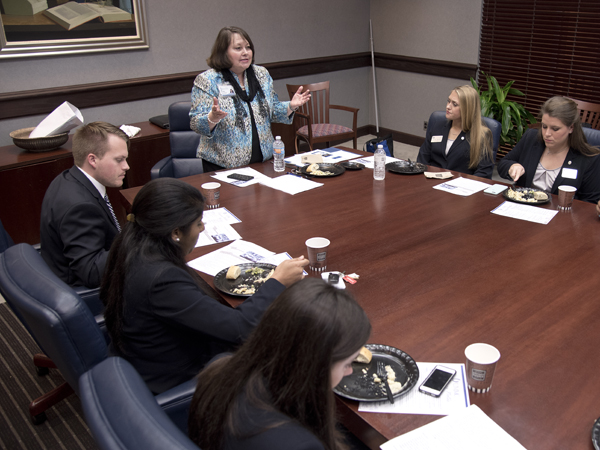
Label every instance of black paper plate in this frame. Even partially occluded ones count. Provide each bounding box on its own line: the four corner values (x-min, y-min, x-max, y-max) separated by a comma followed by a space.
300, 163, 345, 177
503, 186, 551, 205
340, 161, 365, 170
214, 263, 277, 297
333, 344, 419, 402
592, 416, 600, 450
386, 160, 427, 175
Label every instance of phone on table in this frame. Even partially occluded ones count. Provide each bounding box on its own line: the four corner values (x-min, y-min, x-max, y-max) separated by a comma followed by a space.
483, 184, 508, 195
227, 173, 254, 181
418, 365, 456, 397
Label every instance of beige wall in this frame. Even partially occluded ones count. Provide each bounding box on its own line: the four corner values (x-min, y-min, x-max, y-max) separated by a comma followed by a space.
369, 0, 482, 137
0, 0, 483, 146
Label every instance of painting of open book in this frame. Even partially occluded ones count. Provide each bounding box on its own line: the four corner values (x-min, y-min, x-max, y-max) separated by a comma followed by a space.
0, 0, 148, 59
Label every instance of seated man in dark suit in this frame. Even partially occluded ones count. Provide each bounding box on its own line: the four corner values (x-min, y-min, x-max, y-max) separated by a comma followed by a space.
41, 122, 130, 288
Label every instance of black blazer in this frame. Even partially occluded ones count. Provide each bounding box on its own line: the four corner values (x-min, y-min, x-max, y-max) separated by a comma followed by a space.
221, 390, 325, 450
114, 259, 286, 394
40, 166, 119, 288
497, 129, 600, 203
417, 118, 494, 179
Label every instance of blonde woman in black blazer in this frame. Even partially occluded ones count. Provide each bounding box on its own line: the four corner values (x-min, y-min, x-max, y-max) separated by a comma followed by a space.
418, 85, 494, 178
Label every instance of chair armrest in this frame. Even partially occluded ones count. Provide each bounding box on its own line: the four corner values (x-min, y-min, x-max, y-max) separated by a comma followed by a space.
330, 104, 359, 114
151, 157, 174, 180
293, 111, 314, 140
330, 105, 359, 132
155, 377, 197, 434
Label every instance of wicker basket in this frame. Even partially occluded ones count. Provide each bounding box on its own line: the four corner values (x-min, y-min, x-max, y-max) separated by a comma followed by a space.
9, 127, 69, 152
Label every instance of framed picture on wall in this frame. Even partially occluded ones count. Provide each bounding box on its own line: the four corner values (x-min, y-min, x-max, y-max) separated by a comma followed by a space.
0, 0, 148, 59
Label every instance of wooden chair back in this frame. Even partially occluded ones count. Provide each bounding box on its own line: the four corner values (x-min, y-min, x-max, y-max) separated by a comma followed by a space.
571, 98, 600, 130
286, 81, 331, 125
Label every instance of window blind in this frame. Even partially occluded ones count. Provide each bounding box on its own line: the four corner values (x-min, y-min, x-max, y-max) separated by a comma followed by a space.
478, 0, 600, 117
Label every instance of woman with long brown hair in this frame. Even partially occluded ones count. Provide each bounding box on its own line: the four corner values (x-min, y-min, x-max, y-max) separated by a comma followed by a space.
188, 278, 371, 450
498, 96, 600, 203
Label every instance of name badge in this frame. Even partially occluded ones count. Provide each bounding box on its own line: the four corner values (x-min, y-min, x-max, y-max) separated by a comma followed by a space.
218, 83, 235, 97
431, 135, 443, 143
561, 168, 578, 179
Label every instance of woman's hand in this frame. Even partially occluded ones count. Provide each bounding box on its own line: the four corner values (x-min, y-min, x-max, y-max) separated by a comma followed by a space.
289, 86, 311, 112
508, 163, 526, 182
596, 200, 600, 216
208, 97, 228, 129
271, 256, 309, 287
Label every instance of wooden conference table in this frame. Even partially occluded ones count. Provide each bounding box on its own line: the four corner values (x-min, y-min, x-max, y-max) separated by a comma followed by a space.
120, 150, 600, 450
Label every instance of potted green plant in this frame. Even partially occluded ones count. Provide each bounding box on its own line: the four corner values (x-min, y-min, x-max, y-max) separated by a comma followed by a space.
471, 72, 537, 151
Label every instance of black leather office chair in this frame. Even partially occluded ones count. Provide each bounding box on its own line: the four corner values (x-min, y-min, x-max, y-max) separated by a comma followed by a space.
427, 111, 502, 162
0, 243, 196, 428
151, 102, 204, 179
583, 127, 600, 147
80, 357, 198, 450
0, 219, 14, 253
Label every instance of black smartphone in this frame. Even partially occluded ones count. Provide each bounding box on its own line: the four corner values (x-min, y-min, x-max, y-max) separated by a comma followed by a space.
227, 173, 254, 181
418, 365, 456, 397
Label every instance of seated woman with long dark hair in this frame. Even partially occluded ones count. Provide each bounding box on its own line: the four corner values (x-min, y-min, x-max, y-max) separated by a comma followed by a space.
498, 96, 600, 203
188, 278, 371, 450
101, 178, 307, 394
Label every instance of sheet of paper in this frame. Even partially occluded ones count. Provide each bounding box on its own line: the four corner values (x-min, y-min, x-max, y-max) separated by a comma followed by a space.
201, 207, 241, 225
284, 148, 362, 166
188, 240, 275, 276
491, 201, 558, 225
351, 155, 401, 169
259, 173, 323, 195
379, 405, 527, 450
195, 222, 241, 247
193, 208, 242, 247
210, 167, 269, 186
359, 363, 469, 416
432, 177, 490, 197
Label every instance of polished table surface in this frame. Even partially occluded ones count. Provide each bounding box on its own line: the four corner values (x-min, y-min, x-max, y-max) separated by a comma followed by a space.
120, 150, 600, 450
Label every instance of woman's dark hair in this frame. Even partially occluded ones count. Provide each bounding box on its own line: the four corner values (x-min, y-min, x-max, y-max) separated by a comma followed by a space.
188, 278, 371, 450
207, 26, 256, 70
101, 178, 205, 353
537, 96, 600, 157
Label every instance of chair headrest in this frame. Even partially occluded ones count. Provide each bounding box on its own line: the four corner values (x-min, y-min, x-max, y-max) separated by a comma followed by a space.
79, 357, 198, 450
0, 244, 107, 391
168, 102, 194, 132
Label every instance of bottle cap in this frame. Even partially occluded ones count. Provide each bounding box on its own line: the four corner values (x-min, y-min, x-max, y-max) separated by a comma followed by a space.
377, 144, 383, 148
276, 136, 281, 139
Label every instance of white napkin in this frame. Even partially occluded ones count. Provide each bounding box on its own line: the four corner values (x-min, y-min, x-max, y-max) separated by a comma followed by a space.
120, 125, 141, 138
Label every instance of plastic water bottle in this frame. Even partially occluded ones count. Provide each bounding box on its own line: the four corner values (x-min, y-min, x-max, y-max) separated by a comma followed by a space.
273, 136, 285, 172
373, 144, 386, 180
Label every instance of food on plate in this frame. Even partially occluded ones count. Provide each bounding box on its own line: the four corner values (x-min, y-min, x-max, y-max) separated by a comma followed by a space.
507, 187, 547, 203
226, 265, 241, 279
372, 365, 404, 394
228, 266, 275, 295
306, 163, 334, 176
354, 346, 373, 364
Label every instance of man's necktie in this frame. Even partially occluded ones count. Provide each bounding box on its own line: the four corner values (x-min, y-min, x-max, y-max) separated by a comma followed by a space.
104, 194, 121, 232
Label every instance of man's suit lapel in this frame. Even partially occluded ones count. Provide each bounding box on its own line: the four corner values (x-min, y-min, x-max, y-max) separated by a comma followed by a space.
68, 166, 118, 233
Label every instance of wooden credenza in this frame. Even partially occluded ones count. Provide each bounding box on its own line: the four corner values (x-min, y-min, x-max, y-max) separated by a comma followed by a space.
0, 122, 170, 245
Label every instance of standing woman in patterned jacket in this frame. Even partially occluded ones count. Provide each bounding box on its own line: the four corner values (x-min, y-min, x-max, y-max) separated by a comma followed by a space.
190, 26, 311, 172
